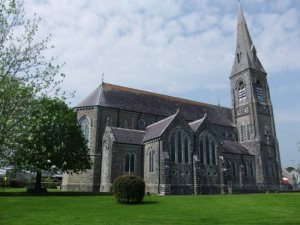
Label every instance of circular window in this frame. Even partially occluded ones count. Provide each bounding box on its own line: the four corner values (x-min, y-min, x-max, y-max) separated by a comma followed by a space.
138, 119, 146, 129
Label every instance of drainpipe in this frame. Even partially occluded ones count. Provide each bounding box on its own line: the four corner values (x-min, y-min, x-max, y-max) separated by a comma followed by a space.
158, 139, 161, 194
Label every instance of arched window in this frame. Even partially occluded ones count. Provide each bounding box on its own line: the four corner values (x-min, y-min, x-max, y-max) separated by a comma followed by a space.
171, 135, 175, 162
240, 122, 250, 142
125, 154, 130, 172
212, 141, 216, 165
244, 163, 248, 177
205, 136, 210, 165
200, 140, 204, 164
170, 129, 190, 164
240, 124, 244, 142
184, 138, 189, 164
246, 124, 251, 140
250, 163, 254, 177
177, 131, 182, 163
199, 132, 218, 165
125, 153, 135, 173
232, 162, 236, 177
130, 154, 135, 173
238, 81, 246, 102
149, 149, 154, 173
79, 116, 91, 145
256, 80, 265, 103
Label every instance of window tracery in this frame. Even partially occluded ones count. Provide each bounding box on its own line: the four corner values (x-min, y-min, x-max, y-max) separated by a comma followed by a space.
198, 132, 218, 165
237, 80, 247, 102
79, 116, 91, 145
170, 129, 190, 164
125, 153, 135, 173
149, 149, 154, 172
256, 80, 265, 103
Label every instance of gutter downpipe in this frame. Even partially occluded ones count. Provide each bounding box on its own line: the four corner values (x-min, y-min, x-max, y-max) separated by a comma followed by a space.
158, 138, 161, 194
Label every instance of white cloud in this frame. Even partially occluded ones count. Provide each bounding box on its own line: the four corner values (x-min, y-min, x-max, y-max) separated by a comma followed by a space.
21, 0, 300, 105
18, 0, 300, 166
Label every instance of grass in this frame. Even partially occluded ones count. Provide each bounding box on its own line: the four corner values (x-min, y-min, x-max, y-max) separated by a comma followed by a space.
0, 189, 299, 225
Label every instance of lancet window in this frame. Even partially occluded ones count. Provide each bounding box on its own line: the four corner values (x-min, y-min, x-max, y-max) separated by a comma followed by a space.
79, 116, 91, 145
198, 132, 218, 165
238, 81, 247, 102
170, 129, 190, 164
125, 153, 135, 173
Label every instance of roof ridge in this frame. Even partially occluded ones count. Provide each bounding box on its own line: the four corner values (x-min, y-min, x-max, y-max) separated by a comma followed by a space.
146, 113, 176, 129
111, 127, 145, 132
189, 117, 204, 125
103, 82, 230, 110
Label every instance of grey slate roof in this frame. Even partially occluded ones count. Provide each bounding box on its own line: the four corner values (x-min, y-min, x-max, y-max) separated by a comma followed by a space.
231, 2, 265, 75
77, 83, 234, 127
111, 127, 145, 145
189, 114, 207, 132
222, 140, 252, 155
143, 112, 177, 142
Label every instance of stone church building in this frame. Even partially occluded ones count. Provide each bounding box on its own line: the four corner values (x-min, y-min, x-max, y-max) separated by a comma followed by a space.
62, 4, 282, 194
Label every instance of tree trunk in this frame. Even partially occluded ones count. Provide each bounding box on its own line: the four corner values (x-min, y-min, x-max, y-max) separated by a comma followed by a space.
35, 171, 42, 190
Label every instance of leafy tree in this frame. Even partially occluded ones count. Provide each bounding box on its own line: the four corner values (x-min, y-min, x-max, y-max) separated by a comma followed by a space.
12, 97, 91, 191
0, 76, 35, 165
0, 0, 65, 161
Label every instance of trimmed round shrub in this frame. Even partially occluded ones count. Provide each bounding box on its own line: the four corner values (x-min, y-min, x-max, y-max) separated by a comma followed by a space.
113, 175, 145, 204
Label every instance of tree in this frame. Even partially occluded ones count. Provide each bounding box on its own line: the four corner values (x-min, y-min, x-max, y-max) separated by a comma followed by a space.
0, 76, 35, 165
0, 0, 65, 162
12, 97, 91, 191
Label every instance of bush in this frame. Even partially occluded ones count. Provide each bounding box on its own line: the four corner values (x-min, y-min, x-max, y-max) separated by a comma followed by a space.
46, 182, 60, 189
27, 188, 48, 194
9, 179, 26, 188
113, 175, 145, 204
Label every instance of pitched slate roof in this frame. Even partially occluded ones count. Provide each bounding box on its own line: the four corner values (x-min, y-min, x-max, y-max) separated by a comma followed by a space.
111, 127, 145, 145
222, 140, 252, 155
189, 114, 207, 132
77, 83, 234, 127
143, 112, 177, 142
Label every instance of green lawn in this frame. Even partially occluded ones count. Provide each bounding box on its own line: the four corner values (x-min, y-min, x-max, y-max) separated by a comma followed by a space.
0, 191, 299, 225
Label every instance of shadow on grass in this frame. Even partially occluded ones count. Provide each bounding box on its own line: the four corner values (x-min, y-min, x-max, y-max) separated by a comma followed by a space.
0, 191, 113, 197
141, 200, 159, 205
115, 200, 159, 206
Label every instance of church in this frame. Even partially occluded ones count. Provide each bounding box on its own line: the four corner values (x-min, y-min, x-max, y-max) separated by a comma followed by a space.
62, 3, 282, 194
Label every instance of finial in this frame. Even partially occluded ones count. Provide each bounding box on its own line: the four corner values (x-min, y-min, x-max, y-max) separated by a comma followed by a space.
218, 98, 221, 107
106, 117, 111, 126
102, 73, 104, 84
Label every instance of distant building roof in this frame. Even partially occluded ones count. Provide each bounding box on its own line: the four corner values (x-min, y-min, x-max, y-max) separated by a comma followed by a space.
76, 83, 234, 127
222, 140, 252, 155
143, 112, 177, 142
111, 127, 145, 145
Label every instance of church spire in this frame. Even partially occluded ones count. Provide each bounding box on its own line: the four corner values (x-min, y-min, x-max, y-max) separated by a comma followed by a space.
231, 1, 265, 76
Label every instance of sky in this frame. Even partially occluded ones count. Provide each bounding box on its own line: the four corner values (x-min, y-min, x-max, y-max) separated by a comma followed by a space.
23, 0, 300, 168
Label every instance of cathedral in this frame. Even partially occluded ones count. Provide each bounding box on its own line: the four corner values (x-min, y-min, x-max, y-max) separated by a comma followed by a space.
62, 3, 282, 194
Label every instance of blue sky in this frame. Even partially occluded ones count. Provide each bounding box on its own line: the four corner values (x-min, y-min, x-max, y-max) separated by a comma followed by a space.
24, 0, 300, 168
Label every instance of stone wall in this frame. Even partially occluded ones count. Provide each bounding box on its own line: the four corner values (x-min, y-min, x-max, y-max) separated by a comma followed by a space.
144, 140, 160, 194
62, 107, 100, 192
111, 143, 144, 182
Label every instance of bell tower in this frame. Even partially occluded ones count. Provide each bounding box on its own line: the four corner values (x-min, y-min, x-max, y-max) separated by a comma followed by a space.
230, 2, 282, 189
